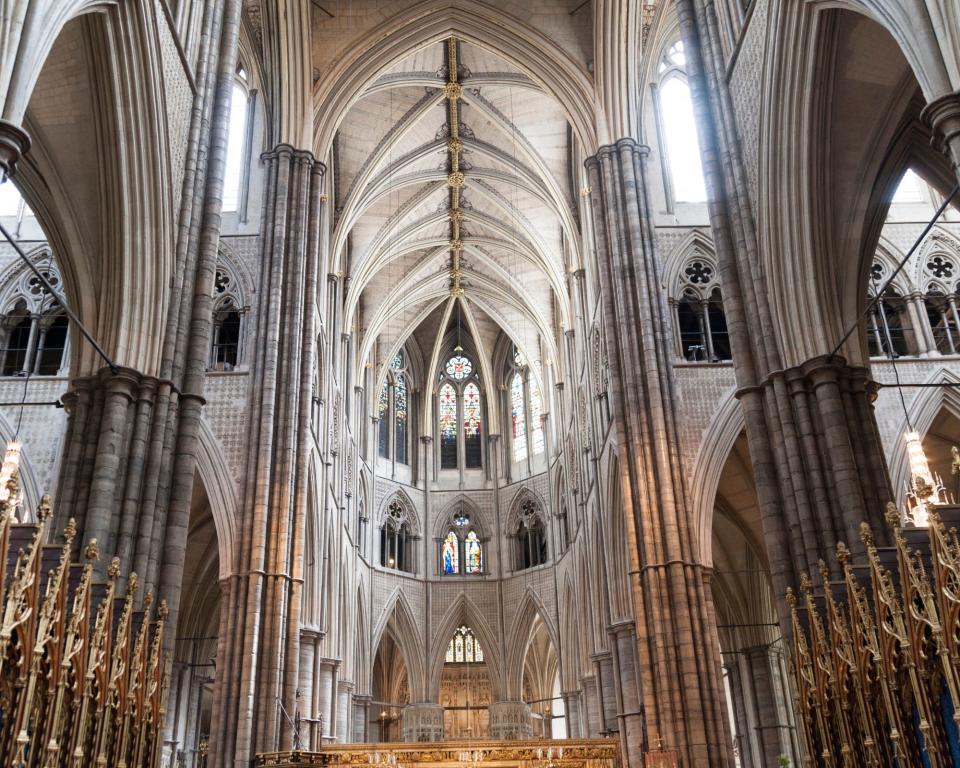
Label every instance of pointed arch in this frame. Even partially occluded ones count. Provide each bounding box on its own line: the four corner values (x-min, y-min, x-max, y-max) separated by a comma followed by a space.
504, 587, 561, 700
194, 418, 239, 579
427, 592, 503, 701
372, 588, 427, 702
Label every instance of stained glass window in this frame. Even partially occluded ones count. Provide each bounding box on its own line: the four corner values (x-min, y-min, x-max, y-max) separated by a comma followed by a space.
445, 626, 484, 664
465, 530, 482, 574
391, 351, 404, 369
442, 530, 460, 574
445, 355, 473, 380
395, 374, 408, 464
511, 372, 527, 463
513, 347, 526, 367
439, 383, 458, 469
378, 381, 390, 458
463, 382, 482, 469
530, 384, 544, 456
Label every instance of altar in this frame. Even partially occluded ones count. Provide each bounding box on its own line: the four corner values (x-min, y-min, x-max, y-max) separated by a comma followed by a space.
254, 738, 620, 768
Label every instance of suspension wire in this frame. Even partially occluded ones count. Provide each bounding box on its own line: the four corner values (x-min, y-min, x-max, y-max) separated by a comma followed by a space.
828, 183, 959, 361
0, 220, 118, 374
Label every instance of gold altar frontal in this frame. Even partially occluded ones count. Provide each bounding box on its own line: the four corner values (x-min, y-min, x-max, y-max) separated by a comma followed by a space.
255, 739, 620, 768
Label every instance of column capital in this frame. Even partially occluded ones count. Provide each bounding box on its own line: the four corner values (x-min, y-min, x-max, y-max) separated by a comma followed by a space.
922, 93, 960, 163
0, 120, 31, 182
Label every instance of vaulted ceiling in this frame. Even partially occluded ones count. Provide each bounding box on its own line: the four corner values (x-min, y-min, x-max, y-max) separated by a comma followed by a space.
330, 37, 580, 391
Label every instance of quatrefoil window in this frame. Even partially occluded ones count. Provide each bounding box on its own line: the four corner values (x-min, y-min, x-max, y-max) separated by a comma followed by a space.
927, 255, 955, 279
869, 262, 884, 283
27, 271, 59, 296
684, 260, 713, 285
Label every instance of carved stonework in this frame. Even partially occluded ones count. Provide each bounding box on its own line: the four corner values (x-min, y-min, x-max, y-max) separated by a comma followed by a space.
487, 700, 533, 740
400, 703, 444, 742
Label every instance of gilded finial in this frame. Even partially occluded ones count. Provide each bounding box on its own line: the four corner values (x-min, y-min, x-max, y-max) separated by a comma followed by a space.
799, 572, 813, 594
158, 599, 169, 620
818, 558, 830, 583
143, 590, 153, 609
952, 445, 960, 475
107, 557, 121, 580
786, 587, 796, 608
127, 572, 139, 595
36, 492, 49, 521
63, 517, 76, 543
836, 540, 850, 566
885, 501, 901, 526
84, 538, 99, 562
860, 521, 874, 548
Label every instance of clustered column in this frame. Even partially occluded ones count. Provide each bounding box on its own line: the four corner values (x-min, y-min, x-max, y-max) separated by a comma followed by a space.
209, 145, 324, 766
585, 138, 731, 766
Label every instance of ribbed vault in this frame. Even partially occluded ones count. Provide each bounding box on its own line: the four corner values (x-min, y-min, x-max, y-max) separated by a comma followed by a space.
329, 36, 578, 392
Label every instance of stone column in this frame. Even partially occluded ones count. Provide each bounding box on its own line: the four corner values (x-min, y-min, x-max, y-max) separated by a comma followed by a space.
353, 694, 371, 743
608, 620, 644, 747
211, 147, 325, 765
923, 94, 960, 179
580, 674, 601, 737
488, 701, 533, 740
585, 138, 731, 765
401, 703, 444, 742
742, 646, 794, 767
591, 651, 618, 735
336, 681, 354, 742
315, 658, 340, 743
561, 690, 583, 739
0, 122, 30, 182
673, 0, 894, 631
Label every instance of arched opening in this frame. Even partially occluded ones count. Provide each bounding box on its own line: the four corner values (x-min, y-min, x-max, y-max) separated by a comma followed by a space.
710, 433, 797, 768
168, 477, 221, 768
371, 632, 410, 743
521, 615, 565, 739
440, 625, 490, 739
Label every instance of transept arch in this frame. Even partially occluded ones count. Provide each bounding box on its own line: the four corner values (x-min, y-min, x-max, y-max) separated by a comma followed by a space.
372, 590, 427, 702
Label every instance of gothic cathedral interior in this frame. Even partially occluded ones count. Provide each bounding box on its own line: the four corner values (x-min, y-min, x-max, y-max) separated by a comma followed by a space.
0, 1, 959, 767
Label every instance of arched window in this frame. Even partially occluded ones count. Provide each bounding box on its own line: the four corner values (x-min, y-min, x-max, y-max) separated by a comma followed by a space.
671, 254, 731, 362
222, 65, 253, 215
436, 353, 483, 471
507, 346, 545, 465
513, 497, 548, 571
656, 42, 707, 204
445, 625, 484, 663
380, 500, 415, 573
866, 260, 912, 357
439, 503, 484, 576
0, 260, 71, 377
376, 352, 412, 465
209, 266, 246, 370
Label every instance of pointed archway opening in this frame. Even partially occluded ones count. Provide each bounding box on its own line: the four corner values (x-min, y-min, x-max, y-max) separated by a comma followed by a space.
521, 614, 565, 739
372, 632, 410, 742
440, 625, 490, 738
168, 477, 221, 768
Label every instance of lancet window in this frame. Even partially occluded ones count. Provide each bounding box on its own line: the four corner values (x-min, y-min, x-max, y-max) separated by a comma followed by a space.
377, 351, 411, 465
671, 255, 730, 362
380, 499, 415, 573
507, 346, 545, 466
436, 352, 483, 471
209, 266, 246, 370
513, 497, 548, 571
656, 41, 707, 205
0, 261, 69, 377
445, 626, 484, 664
440, 503, 484, 576
222, 63, 254, 217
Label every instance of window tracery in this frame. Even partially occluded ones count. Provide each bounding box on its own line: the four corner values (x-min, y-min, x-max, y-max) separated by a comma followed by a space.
0, 258, 69, 377
512, 496, 548, 571
436, 352, 483, 471
506, 345, 544, 466
439, 501, 484, 576
377, 350, 411, 465
210, 265, 245, 370
380, 498, 415, 573
445, 626, 484, 664
670, 249, 731, 362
